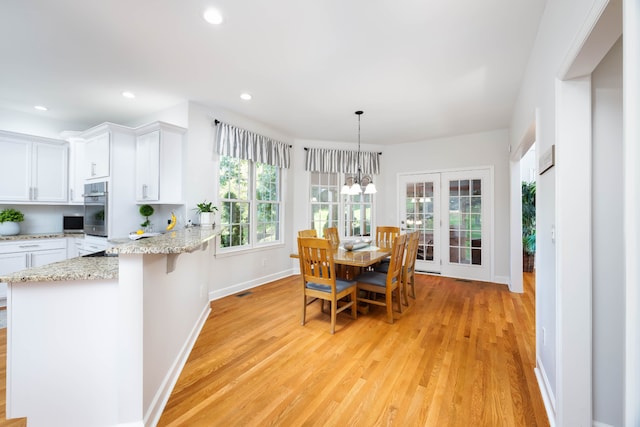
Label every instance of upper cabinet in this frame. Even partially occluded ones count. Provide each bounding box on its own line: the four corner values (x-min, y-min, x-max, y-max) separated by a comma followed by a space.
0, 131, 68, 203
85, 132, 110, 179
135, 122, 186, 203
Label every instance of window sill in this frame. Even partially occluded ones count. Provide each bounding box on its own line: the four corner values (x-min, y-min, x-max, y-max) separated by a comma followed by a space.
215, 242, 285, 258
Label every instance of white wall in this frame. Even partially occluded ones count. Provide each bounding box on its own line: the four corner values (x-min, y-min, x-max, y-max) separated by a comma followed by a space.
382, 129, 511, 282
0, 107, 88, 139
510, 0, 606, 416
520, 143, 537, 182
509, 0, 625, 423
183, 102, 297, 299
591, 36, 623, 427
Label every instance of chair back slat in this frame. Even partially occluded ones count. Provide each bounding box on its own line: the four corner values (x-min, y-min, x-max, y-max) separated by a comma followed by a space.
376, 226, 400, 244
405, 232, 420, 274
298, 229, 318, 237
386, 233, 408, 287
323, 227, 340, 249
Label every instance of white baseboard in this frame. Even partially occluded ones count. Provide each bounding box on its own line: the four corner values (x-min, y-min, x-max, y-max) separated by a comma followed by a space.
493, 275, 510, 285
209, 269, 295, 301
535, 356, 556, 427
592, 421, 615, 427
144, 303, 212, 427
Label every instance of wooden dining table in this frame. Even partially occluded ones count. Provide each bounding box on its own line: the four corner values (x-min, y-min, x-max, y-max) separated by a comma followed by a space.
291, 240, 393, 280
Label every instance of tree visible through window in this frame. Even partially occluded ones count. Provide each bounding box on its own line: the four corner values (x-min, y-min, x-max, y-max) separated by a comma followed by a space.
219, 156, 282, 249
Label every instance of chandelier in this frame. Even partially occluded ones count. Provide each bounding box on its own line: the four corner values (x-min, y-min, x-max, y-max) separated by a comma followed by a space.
341, 110, 377, 195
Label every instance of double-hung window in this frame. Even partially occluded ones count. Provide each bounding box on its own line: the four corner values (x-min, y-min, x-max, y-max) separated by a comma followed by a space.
215, 121, 289, 251
309, 172, 374, 238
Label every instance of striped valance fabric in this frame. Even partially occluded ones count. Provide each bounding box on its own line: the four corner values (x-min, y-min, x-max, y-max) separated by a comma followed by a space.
304, 147, 380, 175
214, 120, 291, 168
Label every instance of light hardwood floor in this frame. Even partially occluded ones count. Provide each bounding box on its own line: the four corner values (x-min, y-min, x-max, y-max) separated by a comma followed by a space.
0, 273, 547, 426
158, 272, 548, 426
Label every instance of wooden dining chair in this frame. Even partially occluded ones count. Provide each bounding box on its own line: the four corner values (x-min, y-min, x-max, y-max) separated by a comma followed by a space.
298, 229, 318, 237
323, 227, 340, 249
375, 231, 419, 305
355, 233, 408, 324
376, 226, 400, 244
298, 236, 357, 334
402, 231, 420, 302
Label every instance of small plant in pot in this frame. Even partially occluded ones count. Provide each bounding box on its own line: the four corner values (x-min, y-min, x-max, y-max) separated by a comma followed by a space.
194, 201, 218, 229
0, 208, 25, 236
139, 204, 155, 232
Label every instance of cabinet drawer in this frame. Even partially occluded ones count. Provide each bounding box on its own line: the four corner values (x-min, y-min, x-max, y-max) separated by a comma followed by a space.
0, 239, 67, 254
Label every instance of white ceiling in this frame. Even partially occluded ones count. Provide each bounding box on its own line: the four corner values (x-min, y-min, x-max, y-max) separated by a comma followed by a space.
0, 0, 546, 145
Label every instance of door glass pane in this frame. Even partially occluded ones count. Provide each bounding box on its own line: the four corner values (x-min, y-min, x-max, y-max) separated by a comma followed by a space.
448, 179, 482, 266
405, 179, 437, 263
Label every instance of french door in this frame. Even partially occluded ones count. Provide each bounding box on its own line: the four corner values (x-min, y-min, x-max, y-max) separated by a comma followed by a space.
399, 168, 492, 282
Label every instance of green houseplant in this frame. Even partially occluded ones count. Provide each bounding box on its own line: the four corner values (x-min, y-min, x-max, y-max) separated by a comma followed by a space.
139, 204, 155, 231
0, 208, 25, 236
194, 201, 218, 229
522, 181, 536, 272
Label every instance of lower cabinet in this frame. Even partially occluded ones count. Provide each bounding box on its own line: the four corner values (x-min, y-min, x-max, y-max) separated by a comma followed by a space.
0, 238, 68, 303
74, 236, 109, 256
0, 239, 68, 273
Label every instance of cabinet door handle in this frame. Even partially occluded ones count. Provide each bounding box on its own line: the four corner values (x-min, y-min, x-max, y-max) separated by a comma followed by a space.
29, 187, 33, 200
142, 184, 147, 199
19, 244, 40, 248
91, 162, 97, 176
70, 188, 73, 200
33, 187, 37, 200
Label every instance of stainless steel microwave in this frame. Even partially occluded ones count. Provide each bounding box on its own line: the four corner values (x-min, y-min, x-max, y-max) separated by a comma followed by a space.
63, 215, 84, 233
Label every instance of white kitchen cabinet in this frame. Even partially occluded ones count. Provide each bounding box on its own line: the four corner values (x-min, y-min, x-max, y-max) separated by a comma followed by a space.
85, 132, 110, 179
0, 238, 68, 304
66, 136, 87, 203
78, 122, 139, 238
0, 131, 69, 203
135, 130, 160, 201
74, 237, 109, 256
0, 239, 67, 275
135, 122, 186, 203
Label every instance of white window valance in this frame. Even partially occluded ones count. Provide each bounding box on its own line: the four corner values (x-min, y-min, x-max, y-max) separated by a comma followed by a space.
214, 120, 291, 168
304, 147, 380, 175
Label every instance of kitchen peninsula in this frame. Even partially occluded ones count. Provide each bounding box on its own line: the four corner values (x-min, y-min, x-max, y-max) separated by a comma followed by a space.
0, 227, 217, 427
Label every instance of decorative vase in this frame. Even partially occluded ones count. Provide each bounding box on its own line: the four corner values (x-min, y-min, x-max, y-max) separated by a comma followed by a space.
200, 212, 214, 229
0, 221, 20, 236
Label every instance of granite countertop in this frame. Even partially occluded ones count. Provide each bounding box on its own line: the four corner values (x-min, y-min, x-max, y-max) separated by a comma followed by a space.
0, 227, 217, 283
0, 256, 119, 283
107, 227, 217, 255
0, 232, 82, 241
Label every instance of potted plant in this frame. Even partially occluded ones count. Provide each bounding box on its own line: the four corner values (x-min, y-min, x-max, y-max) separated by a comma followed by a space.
0, 208, 25, 236
139, 204, 155, 232
522, 181, 536, 272
194, 201, 218, 229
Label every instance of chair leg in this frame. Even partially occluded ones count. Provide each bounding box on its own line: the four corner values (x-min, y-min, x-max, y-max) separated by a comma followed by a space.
351, 289, 358, 319
395, 287, 403, 314
301, 293, 307, 326
330, 299, 337, 334
409, 273, 416, 299
385, 290, 394, 324
402, 272, 409, 306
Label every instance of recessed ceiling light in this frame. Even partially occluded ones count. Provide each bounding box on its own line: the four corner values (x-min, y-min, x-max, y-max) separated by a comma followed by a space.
240, 93, 252, 101
34, 105, 48, 111
204, 8, 223, 25
122, 91, 135, 99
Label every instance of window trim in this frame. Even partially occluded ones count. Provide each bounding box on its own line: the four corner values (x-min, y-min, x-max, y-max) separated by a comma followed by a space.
308, 171, 375, 239
217, 156, 285, 253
